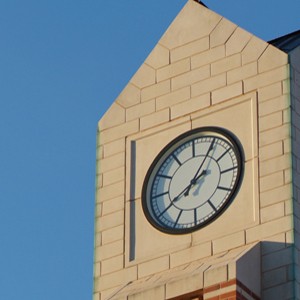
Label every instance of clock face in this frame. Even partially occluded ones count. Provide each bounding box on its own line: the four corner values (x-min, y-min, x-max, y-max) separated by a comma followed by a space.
141, 127, 243, 234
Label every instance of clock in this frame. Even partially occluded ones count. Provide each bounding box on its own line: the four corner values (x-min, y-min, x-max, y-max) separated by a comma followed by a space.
141, 127, 243, 234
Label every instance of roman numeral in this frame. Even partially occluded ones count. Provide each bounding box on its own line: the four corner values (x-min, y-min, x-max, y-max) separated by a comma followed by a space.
158, 203, 173, 217
157, 174, 172, 179
192, 140, 196, 157
152, 191, 168, 199
220, 165, 237, 174
207, 199, 217, 211
174, 210, 183, 227
172, 154, 182, 166
217, 186, 232, 192
216, 148, 230, 162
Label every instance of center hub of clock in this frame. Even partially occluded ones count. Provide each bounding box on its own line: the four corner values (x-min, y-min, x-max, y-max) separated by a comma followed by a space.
169, 156, 220, 211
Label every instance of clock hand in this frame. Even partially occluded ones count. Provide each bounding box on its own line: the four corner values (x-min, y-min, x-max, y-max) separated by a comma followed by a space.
184, 138, 215, 196
183, 169, 207, 197
173, 169, 207, 202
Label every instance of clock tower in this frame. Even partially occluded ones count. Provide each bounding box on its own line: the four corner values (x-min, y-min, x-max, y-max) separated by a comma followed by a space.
93, 1, 300, 299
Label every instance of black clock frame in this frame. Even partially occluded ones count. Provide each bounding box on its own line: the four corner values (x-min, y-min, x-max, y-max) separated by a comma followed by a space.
141, 126, 244, 235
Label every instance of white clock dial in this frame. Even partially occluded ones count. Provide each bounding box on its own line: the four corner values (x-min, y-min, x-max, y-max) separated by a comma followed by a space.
142, 127, 243, 234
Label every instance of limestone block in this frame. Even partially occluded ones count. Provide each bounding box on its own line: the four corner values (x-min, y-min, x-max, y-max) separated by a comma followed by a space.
171, 36, 209, 62
100, 119, 139, 144
227, 62, 257, 85
116, 83, 141, 108
204, 263, 228, 287
260, 171, 284, 193
286, 230, 294, 246
191, 45, 225, 70
284, 168, 292, 185
98, 152, 124, 174
262, 246, 293, 272
95, 203, 102, 218
140, 108, 170, 131
258, 45, 288, 73
94, 239, 124, 262
128, 286, 165, 300
259, 141, 283, 162
259, 95, 290, 117
94, 262, 101, 277
157, 58, 190, 82
170, 242, 212, 268
260, 202, 285, 224
210, 17, 237, 48
261, 233, 286, 255
260, 184, 292, 208
258, 81, 283, 102
262, 282, 294, 300
156, 86, 190, 110
284, 199, 293, 216
263, 266, 288, 289
103, 166, 125, 187
103, 138, 125, 158
242, 36, 268, 65
100, 287, 127, 300
102, 196, 125, 216
96, 210, 124, 232
99, 103, 125, 130
97, 181, 125, 202
259, 111, 283, 132
130, 64, 155, 89
283, 108, 291, 124
145, 44, 169, 69
95, 266, 137, 292
246, 216, 293, 243
211, 81, 243, 105
165, 273, 203, 299
211, 53, 241, 76
171, 93, 210, 120
259, 154, 291, 177
101, 254, 124, 275
171, 64, 210, 91
159, 0, 221, 50
243, 65, 289, 93
225, 27, 252, 56
282, 79, 290, 95
102, 225, 124, 245
213, 231, 245, 254
94, 232, 101, 247
138, 255, 170, 278
126, 99, 155, 122
192, 73, 226, 97
141, 80, 170, 102
262, 123, 291, 148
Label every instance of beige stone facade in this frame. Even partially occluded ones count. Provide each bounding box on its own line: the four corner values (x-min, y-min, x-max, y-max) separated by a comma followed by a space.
94, 1, 300, 299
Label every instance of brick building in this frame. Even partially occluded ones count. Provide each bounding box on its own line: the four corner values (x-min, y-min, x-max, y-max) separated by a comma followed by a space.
93, 1, 300, 299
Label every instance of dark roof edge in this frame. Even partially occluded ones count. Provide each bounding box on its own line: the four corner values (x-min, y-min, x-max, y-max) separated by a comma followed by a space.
269, 29, 300, 53
193, 0, 208, 8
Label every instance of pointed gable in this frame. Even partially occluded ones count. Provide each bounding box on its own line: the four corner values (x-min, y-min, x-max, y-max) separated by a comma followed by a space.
100, 0, 288, 131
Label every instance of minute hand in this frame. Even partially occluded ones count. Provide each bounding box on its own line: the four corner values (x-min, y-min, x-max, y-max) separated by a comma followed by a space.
184, 138, 215, 196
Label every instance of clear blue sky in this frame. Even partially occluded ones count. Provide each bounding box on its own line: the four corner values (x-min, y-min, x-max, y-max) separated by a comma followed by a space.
0, 1, 299, 299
